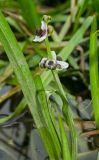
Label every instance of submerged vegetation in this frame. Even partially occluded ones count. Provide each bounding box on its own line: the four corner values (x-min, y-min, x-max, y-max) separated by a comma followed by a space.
0, 0, 99, 160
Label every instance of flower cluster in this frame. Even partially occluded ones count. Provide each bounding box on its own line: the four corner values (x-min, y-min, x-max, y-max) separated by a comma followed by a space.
33, 16, 69, 71
39, 51, 69, 71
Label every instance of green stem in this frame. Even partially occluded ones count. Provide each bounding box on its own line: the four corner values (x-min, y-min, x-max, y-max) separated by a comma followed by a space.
52, 71, 77, 160
52, 71, 65, 97
45, 36, 77, 160
45, 36, 52, 58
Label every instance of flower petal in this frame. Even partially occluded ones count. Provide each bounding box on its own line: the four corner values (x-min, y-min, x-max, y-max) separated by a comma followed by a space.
56, 61, 69, 70
51, 51, 57, 60
41, 21, 47, 31
33, 20, 48, 42
39, 33, 47, 42
33, 36, 41, 42
33, 33, 47, 42
39, 57, 47, 68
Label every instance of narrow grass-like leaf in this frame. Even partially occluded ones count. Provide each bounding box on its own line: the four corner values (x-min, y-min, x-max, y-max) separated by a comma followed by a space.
59, 15, 71, 41
89, 16, 99, 128
52, 71, 77, 160
27, 54, 41, 68
34, 75, 61, 160
73, 0, 89, 32
0, 11, 61, 159
93, 0, 99, 13
97, 152, 99, 160
0, 11, 42, 126
54, 90, 77, 160
62, 101, 77, 160
58, 116, 71, 160
59, 16, 93, 60
0, 0, 18, 10
39, 127, 58, 160
0, 64, 13, 83
47, 1, 70, 15
0, 60, 8, 67
0, 98, 26, 124
46, 97, 61, 139
18, 0, 40, 31
6, 17, 22, 33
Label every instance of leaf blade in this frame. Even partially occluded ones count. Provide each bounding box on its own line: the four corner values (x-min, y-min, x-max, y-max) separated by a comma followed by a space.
89, 16, 99, 128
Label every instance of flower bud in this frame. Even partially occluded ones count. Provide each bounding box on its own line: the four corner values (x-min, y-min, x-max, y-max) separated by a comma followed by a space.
48, 25, 53, 36
43, 15, 52, 24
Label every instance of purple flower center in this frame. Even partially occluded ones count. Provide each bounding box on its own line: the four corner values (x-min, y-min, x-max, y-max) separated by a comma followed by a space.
36, 28, 46, 37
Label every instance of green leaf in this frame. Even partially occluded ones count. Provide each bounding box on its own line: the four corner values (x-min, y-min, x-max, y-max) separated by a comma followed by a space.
0, 98, 26, 124
39, 127, 59, 160
59, 15, 71, 41
0, 60, 8, 67
6, 17, 22, 33
34, 75, 61, 160
0, 11, 61, 159
27, 54, 41, 68
62, 101, 77, 160
89, 16, 99, 128
97, 152, 99, 160
73, 0, 89, 32
0, 11, 42, 127
18, 0, 40, 31
54, 89, 77, 160
59, 16, 93, 60
58, 116, 71, 160
93, 0, 99, 13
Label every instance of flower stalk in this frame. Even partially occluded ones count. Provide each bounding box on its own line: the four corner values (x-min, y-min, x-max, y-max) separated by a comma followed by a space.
33, 15, 77, 160
45, 36, 52, 59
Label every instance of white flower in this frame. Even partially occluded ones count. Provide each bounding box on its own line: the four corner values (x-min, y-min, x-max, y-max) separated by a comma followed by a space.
56, 61, 69, 70
51, 51, 69, 70
33, 21, 47, 42
39, 57, 47, 68
39, 51, 69, 71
